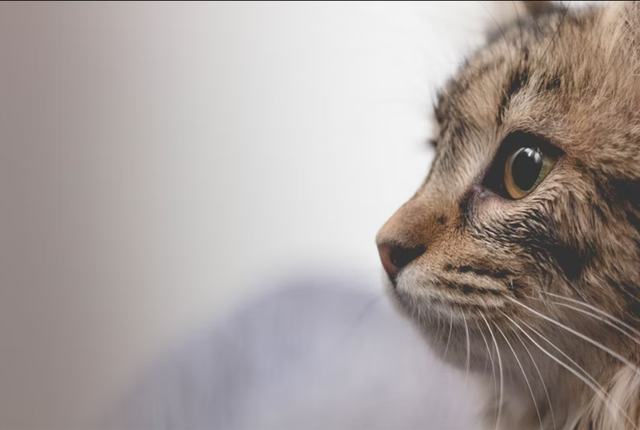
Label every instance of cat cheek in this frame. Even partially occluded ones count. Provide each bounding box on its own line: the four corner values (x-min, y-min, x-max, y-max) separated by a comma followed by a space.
469, 194, 510, 225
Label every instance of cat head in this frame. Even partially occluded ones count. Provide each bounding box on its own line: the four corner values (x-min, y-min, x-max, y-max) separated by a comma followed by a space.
376, 1, 640, 370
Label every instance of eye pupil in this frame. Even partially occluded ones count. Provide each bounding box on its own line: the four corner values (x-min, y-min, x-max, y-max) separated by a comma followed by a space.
493, 131, 560, 200
511, 147, 543, 191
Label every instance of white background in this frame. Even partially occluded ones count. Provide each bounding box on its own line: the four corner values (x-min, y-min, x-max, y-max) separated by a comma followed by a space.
1, 2, 523, 428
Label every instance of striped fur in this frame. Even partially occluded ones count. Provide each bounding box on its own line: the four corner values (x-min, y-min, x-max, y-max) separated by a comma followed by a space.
377, 2, 640, 429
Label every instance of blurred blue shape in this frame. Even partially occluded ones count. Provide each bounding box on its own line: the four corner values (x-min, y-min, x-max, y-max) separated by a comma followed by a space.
109, 276, 481, 429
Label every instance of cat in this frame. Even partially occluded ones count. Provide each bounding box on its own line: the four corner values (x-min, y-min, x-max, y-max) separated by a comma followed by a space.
376, 2, 640, 429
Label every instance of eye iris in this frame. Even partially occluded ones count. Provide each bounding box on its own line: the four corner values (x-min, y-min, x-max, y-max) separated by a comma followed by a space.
511, 147, 543, 191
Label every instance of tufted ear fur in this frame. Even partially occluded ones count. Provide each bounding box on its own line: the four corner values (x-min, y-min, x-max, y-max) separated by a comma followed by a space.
493, 1, 556, 22
601, 1, 640, 24
601, 1, 640, 47
520, 0, 556, 17
596, 1, 640, 182
572, 366, 640, 430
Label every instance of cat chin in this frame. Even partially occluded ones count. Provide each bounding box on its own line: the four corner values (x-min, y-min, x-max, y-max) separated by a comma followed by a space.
384, 269, 506, 368
386, 272, 467, 332
385, 268, 488, 323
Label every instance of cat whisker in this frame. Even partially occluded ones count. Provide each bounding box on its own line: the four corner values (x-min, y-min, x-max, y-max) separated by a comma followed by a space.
512, 1, 524, 49
541, 291, 640, 339
434, 305, 445, 345
477, 1, 514, 70
506, 313, 639, 430
505, 315, 613, 421
505, 296, 640, 375
538, 1, 572, 63
511, 326, 557, 430
476, 320, 496, 397
496, 324, 543, 430
525, 292, 640, 349
480, 311, 503, 430
550, 300, 640, 347
463, 310, 471, 387
442, 311, 454, 362
515, 316, 604, 391
516, 316, 638, 426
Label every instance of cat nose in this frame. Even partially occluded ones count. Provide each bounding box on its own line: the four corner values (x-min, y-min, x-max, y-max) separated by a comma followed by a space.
377, 243, 426, 279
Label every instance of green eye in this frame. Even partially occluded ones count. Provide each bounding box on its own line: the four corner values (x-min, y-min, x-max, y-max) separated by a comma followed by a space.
504, 146, 556, 199
482, 131, 561, 200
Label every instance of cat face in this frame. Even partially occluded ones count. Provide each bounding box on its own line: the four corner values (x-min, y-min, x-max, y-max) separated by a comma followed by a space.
376, 2, 640, 371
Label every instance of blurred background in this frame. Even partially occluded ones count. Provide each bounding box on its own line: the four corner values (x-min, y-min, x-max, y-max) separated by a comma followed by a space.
0, 2, 513, 429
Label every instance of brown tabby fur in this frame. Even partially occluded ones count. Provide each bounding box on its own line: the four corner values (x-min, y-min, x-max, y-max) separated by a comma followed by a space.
376, 2, 640, 429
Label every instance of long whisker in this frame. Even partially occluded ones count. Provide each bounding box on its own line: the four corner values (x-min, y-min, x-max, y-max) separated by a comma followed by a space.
538, 1, 572, 63
496, 325, 543, 430
505, 296, 640, 374
477, 1, 514, 70
434, 308, 445, 346
541, 292, 640, 338
442, 311, 454, 362
480, 311, 503, 430
548, 300, 640, 347
476, 320, 497, 404
515, 316, 603, 389
526, 292, 640, 350
508, 314, 639, 430
512, 1, 523, 49
463, 311, 471, 386
504, 316, 609, 410
512, 327, 557, 430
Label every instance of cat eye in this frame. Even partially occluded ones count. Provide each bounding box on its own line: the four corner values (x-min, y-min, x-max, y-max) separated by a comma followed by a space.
504, 146, 557, 199
483, 131, 561, 200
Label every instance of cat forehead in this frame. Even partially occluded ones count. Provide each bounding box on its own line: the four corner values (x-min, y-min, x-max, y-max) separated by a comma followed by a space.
434, 3, 640, 164
435, 8, 586, 141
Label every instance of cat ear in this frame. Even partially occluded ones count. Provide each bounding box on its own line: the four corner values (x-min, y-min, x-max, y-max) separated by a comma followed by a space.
519, 1, 555, 18
489, 1, 556, 30
601, 1, 639, 22
600, 2, 640, 47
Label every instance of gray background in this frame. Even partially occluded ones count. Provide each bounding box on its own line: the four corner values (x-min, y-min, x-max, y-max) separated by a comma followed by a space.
1, 2, 538, 428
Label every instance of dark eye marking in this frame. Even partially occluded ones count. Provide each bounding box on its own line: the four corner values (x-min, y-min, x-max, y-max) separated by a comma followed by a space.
497, 54, 531, 125
548, 243, 584, 281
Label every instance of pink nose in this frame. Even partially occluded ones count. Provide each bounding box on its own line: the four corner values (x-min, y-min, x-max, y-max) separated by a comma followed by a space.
377, 243, 425, 280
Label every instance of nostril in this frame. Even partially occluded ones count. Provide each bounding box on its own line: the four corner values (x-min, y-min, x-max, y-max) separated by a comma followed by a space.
390, 245, 426, 270
377, 243, 426, 279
